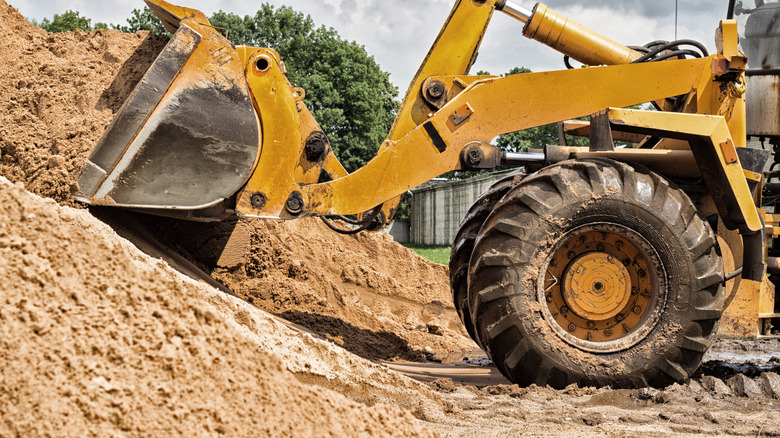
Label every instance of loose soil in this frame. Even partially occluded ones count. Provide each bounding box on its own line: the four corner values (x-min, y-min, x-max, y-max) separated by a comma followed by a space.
140, 215, 475, 362
0, 2, 167, 205
2, 1, 780, 436
0, 177, 435, 437
0, 0, 475, 363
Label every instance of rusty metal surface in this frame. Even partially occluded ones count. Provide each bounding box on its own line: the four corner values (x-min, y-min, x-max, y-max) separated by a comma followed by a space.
745, 75, 780, 137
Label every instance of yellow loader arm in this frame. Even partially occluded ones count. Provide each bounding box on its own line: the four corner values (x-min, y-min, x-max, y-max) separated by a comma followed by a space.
76, 0, 756, 234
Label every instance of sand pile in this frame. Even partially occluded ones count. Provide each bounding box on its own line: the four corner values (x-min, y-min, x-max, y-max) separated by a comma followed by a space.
144, 216, 475, 362
0, 0, 474, 362
0, 176, 438, 437
0, 0, 166, 204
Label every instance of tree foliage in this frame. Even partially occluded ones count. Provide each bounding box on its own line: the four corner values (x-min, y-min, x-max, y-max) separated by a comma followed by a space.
112, 8, 166, 35
210, 6, 399, 172
35, 10, 106, 33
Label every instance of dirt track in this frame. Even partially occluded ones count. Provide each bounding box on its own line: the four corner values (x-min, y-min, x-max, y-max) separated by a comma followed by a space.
1, 1, 780, 436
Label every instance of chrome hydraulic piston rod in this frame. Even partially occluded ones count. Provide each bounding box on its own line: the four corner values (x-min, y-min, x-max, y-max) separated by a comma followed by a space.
497, 0, 533, 23
497, 1, 643, 66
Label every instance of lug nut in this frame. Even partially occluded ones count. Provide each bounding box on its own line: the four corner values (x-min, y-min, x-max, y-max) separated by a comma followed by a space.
466, 148, 483, 167
568, 323, 576, 332
560, 306, 569, 314
546, 294, 553, 303
568, 251, 576, 259
587, 321, 595, 329
285, 191, 304, 214
633, 305, 642, 314
631, 287, 638, 296
622, 258, 631, 266
615, 313, 624, 321
615, 240, 623, 249
604, 328, 613, 336
426, 81, 445, 99
304, 131, 328, 162
596, 243, 605, 251
637, 268, 646, 277
250, 192, 267, 209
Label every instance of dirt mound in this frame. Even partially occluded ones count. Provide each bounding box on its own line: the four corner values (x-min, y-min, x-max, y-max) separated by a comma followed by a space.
0, 0, 473, 362
0, 176, 436, 437
0, 1, 167, 204
143, 216, 475, 362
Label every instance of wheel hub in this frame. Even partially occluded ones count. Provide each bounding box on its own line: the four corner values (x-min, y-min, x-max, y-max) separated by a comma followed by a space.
563, 252, 632, 321
541, 223, 664, 353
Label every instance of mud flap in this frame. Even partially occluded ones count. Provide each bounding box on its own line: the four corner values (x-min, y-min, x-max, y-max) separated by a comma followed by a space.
75, 21, 261, 212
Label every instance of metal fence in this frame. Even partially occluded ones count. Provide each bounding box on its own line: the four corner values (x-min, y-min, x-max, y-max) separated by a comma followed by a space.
410, 170, 515, 246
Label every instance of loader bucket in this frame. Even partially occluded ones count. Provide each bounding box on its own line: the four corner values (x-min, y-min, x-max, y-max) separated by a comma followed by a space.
75, 5, 261, 213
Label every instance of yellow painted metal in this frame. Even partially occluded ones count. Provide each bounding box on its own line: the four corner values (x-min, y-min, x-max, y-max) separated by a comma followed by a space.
759, 280, 776, 316
716, 209, 771, 339
235, 49, 302, 219
388, 0, 498, 142
422, 75, 493, 109
562, 253, 632, 321
743, 169, 762, 182
717, 20, 742, 62
545, 230, 653, 342
716, 221, 743, 309
144, 0, 211, 33
524, 3, 643, 66
720, 279, 762, 338
321, 151, 349, 180
301, 58, 711, 215
690, 22, 748, 149
293, 105, 331, 185
606, 107, 761, 232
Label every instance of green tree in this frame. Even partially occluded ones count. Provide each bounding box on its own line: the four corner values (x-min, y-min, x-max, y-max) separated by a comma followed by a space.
36, 10, 97, 32
210, 6, 398, 172
113, 7, 166, 34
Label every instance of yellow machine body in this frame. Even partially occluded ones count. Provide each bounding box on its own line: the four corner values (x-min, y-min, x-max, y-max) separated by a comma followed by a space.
75, 0, 777, 345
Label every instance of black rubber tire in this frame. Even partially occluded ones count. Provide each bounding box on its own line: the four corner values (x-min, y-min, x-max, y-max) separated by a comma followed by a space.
449, 170, 525, 346
468, 159, 725, 389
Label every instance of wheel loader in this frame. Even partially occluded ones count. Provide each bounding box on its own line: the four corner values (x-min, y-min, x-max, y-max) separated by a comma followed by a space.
75, 0, 780, 388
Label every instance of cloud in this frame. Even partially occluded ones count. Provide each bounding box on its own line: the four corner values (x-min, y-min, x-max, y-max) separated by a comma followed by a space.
13, 0, 729, 88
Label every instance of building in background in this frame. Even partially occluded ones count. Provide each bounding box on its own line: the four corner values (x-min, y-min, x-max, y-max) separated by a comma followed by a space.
409, 170, 515, 246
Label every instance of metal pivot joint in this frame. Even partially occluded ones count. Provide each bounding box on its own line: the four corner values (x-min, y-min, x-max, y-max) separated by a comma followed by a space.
304, 131, 329, 163
286, 191, 305, 214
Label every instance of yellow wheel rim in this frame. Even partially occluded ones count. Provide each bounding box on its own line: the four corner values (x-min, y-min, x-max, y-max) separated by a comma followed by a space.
542, 224, 661, 350
563, 252, 632, 321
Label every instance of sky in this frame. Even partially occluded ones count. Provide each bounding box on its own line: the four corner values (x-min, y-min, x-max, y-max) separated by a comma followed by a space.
13, 0, 729, 90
